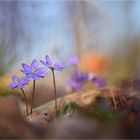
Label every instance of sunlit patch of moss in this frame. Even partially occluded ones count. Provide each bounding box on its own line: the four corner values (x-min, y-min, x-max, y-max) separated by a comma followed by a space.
62, 101, 79, 116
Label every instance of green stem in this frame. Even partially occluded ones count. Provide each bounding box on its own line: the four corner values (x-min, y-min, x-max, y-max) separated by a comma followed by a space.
20, 88, 29, 116
52, 70, 57, 114
30, 79, 36, 115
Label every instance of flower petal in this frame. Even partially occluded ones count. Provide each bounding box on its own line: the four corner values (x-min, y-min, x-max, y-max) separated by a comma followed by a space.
8, 82, 18, 89
41, 60, 52, 69
32, 74, 40, 80
31, 59, 38, 69
21, 69, 31, 75
26, 75, 33, 79
40, 60, 47, 66
45, 55, 52, 66
36, 67, 47, 77
68, 56, 79, 66
12, 75, 19, 82
74, 84, 82, 92
66, 80, 82, 92
54, 63, 64, 71
20, 77, 29, 85
93, 78, 105, 88
17, 83, 24, 89
22, 63, 31, 71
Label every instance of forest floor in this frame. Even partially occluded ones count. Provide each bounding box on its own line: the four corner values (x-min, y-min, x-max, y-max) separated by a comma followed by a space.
0, 85, 140, 139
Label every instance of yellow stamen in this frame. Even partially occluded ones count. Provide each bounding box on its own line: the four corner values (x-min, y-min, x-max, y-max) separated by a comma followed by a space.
32, 69, 36, 74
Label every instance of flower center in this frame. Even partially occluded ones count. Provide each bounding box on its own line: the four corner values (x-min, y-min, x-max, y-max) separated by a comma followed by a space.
32, 69, 36, 74
16, 81, 20, 85
52, 64, 55, 68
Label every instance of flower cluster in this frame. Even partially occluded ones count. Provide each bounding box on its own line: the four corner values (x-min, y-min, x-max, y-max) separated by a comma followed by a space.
66, 56, 105, 92
8, 55, 64, 115
8, 54, 106, 116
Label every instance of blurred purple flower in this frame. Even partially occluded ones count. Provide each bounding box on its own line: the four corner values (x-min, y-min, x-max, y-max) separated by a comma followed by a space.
68, 56, 79, 66
8, 75, 29, 89
93, 78, 105, 88
66, 70, 88, 92
67, 69, 105, 92
41, 55, 64, 71
66, 80, 82, 92
21, 59, 47, 80
71, 70, 88, 83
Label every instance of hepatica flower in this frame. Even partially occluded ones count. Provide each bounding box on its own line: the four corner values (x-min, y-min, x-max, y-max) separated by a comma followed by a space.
67, 70, 105, 92
66, 80, 83, 92
8, 75, 29, 116
8, 75, 29, 89
21, 59, 47, 115
21, 59, 47, 80
41, 55, 64, 114
66, 70, 88, 92
71, 70, 88, 83
40, 55, 64, 71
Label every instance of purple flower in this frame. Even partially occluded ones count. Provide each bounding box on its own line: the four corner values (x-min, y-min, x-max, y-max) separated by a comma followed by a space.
71, 70, 88, 83
40, 55, 64, 71
66, 80, 82, 92
8, 75, 29, 89
68, 56, 79, 66
66, 70, 88, 92
21, 59, 47, 80
93, 78, 105, 88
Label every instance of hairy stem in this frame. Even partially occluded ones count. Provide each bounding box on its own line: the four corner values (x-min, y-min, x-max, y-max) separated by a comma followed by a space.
52, 70, 57, 114
30, 79, 36, 114
21, 88, 29, 116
